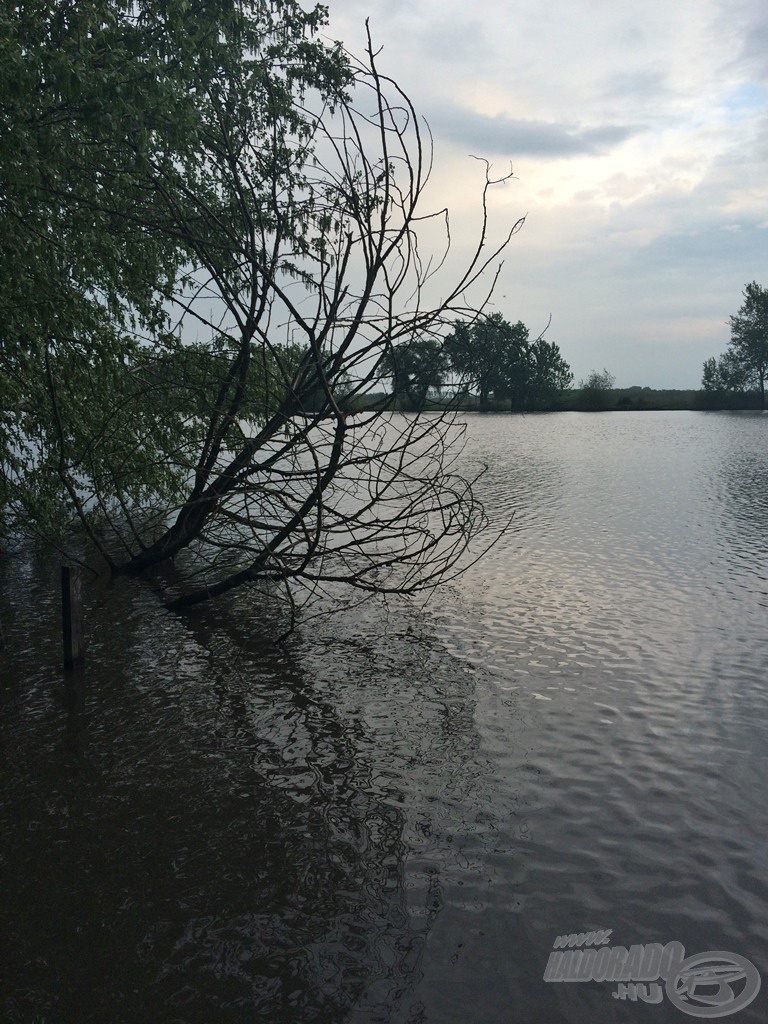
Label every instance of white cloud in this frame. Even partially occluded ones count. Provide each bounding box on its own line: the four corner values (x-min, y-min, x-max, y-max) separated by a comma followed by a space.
323, 0, 768, 387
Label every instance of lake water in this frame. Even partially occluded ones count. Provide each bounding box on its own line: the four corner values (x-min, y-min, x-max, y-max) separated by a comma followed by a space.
2, 410, 767, 1023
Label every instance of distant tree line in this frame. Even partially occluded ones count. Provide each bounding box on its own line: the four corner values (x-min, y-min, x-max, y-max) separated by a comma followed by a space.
384, 313, 573, 412
383, 282, 768, 415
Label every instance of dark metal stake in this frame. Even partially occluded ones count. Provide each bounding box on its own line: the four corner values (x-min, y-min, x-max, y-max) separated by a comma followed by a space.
61, 566, 85, 670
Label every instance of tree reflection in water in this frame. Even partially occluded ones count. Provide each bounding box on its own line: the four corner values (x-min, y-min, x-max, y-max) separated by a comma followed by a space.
1, 562, 503, 1023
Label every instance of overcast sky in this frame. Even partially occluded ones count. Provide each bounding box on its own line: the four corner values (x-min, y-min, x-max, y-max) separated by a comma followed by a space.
323, 0, 768, 388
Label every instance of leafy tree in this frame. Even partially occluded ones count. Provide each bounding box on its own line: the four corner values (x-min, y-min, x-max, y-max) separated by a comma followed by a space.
444, 314, 527, 411
702, 356, 721, 394
579, 369, 615, 411
1, 6, 520, 616
499, 322, 532, 411
525, 338, 574, 411
701, 351, 748, 395
701, 283, 768, 407
1, 0, 349, 533
444, 315, 571, 411
382, 338, 450, 410
728, 282, 768, 406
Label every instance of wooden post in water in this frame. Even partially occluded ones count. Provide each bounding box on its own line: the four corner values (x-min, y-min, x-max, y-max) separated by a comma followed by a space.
61, 566, 85, 670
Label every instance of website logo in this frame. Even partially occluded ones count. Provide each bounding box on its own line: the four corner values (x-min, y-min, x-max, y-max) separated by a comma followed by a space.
666, 951, 761, 1018
543, 931, 761, 1017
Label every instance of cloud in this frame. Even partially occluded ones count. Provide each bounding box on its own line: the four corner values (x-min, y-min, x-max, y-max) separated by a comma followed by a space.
597, 68, 671, 105
425, 102, 644, 157
714, 0, 768, 75
417, 19, 489, 64
322, 0, 768, 387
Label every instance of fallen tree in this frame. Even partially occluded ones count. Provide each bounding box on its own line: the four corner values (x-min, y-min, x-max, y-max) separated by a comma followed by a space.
1, 3, 522, 619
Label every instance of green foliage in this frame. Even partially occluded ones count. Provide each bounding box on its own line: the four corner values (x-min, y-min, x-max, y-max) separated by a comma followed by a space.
0, 0, 351, 545
524, 338, 574, 411
612, 386, 698, 411
445, 314, 523, 410
444, 314, 572, 411
578, 369, 616, 411
702, 356, 721, 393
382, 338, 450, 410
1, 4, 519, 608
728, 282, 768, 405
701, 351, 747, 392
702, 283, 768, 407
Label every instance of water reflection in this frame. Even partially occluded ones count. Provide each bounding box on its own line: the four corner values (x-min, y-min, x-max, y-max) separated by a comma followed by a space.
4, 412, 768, 1023
1, 558, 522, 1023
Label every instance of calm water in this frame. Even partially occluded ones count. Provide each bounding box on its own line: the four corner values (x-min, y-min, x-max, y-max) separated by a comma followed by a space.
2, 411, 767, 1023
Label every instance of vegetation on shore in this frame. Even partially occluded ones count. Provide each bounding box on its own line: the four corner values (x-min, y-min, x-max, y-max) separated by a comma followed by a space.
346, 385, 746, 415
2, 3, 763, 631
376, 287, 768, 414
701, 282, 768, 408
0, 1, 522, 614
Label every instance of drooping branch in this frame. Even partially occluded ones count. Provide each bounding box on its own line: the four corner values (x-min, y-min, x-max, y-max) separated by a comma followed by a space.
2, 8, 524, 620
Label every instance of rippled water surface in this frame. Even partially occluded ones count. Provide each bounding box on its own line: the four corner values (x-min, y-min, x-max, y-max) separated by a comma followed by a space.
2, 411, 768, 1023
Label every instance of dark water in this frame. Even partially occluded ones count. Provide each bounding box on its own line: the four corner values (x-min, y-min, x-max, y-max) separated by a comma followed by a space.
2, 411, 767, 1023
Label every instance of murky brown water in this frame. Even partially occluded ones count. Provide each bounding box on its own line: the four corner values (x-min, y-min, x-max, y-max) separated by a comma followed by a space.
2, 411, 767, 1023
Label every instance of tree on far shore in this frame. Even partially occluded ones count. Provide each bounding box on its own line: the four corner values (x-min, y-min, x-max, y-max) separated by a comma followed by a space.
578, 369, 615, 411
382, 338, 450, 410
525, 338, 574, 411
703, 283, 768, 407
444, 314, 524, 411
444, 314, 571, 411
